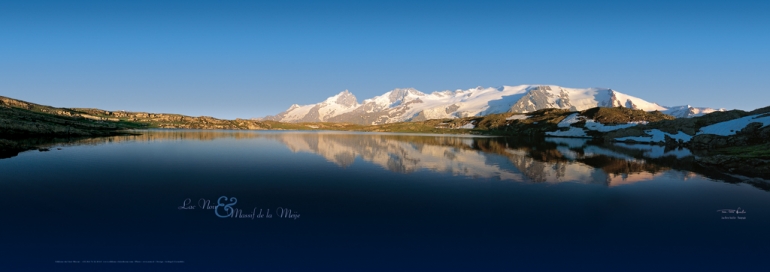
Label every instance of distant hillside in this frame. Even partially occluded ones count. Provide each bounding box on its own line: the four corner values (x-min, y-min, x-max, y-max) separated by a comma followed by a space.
1, 95, 283, 158
0, 96, 143, 158
0, 96, 270, 131
0, 96, 144, 137
72, 108, 267, 130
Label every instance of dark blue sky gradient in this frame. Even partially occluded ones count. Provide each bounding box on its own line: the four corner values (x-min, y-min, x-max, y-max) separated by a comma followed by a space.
1, 0, 768, 118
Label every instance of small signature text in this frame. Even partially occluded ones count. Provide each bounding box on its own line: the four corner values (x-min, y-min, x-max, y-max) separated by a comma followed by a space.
717, 207, 746, 220
178, 196, 300, 220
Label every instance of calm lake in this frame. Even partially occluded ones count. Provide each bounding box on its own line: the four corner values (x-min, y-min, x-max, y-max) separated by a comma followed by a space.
1, 130, 768, 271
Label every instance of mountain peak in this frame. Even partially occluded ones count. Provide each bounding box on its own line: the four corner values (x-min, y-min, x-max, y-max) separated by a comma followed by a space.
326, 90, 358, 107
387, 88, 425, 103
265, 85, 723, 124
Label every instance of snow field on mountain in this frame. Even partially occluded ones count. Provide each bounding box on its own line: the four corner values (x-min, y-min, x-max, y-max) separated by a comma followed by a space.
609, 91, 667, 111
282, 104, 314, 120
317, 92, 360, 119
663, 105, 725, 118
267, 85, 724, 124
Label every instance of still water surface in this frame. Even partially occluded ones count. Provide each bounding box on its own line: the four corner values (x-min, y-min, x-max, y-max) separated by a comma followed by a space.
1, 130, 767, 271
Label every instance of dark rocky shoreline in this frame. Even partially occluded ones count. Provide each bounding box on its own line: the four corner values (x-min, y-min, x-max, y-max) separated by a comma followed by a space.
695, 155, 770, 180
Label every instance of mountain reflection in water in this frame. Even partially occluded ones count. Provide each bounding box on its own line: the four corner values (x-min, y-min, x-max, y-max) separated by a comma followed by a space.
4, 129, 769, 271
29, 130, 764, 189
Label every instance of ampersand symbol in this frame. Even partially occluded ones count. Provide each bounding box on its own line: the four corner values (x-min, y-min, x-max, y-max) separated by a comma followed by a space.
214, 196, 238, 218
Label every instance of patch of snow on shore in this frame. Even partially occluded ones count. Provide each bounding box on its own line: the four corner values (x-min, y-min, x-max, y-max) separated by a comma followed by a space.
697, 114, 770, 136
557, 113, 646, 132
615, 129, 693, 143
584, 120, 646, 132
557, 113, 581, 127
455, 123, 475, 129
546, 127, 588, 137
506, 115, 530, 120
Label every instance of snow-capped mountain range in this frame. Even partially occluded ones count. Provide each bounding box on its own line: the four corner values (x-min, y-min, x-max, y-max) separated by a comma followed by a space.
262, 85, 724, 125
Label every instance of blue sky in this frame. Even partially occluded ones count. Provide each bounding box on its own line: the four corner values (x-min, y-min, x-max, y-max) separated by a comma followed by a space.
1, 0, 768, 119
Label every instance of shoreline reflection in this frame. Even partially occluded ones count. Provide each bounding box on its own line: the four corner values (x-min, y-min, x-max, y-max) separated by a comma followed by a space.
13, 130, 769, 191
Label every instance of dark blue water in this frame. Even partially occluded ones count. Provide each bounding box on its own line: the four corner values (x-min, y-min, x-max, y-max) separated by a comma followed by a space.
1, 130, 768, 271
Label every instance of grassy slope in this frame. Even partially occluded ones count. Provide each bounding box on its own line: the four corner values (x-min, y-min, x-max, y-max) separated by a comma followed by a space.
580, 107, 673, 124
711, 143, 770, 159
0, 106, 146, 137
0, 105, 145, 157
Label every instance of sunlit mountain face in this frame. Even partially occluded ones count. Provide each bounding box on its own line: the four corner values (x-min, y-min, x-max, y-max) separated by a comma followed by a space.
262, 85, 725, 125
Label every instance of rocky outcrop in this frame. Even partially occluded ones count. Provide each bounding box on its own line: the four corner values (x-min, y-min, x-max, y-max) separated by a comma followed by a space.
664, 134, 687, 148
686, 119, 770, 178
689, 122, 770, 149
